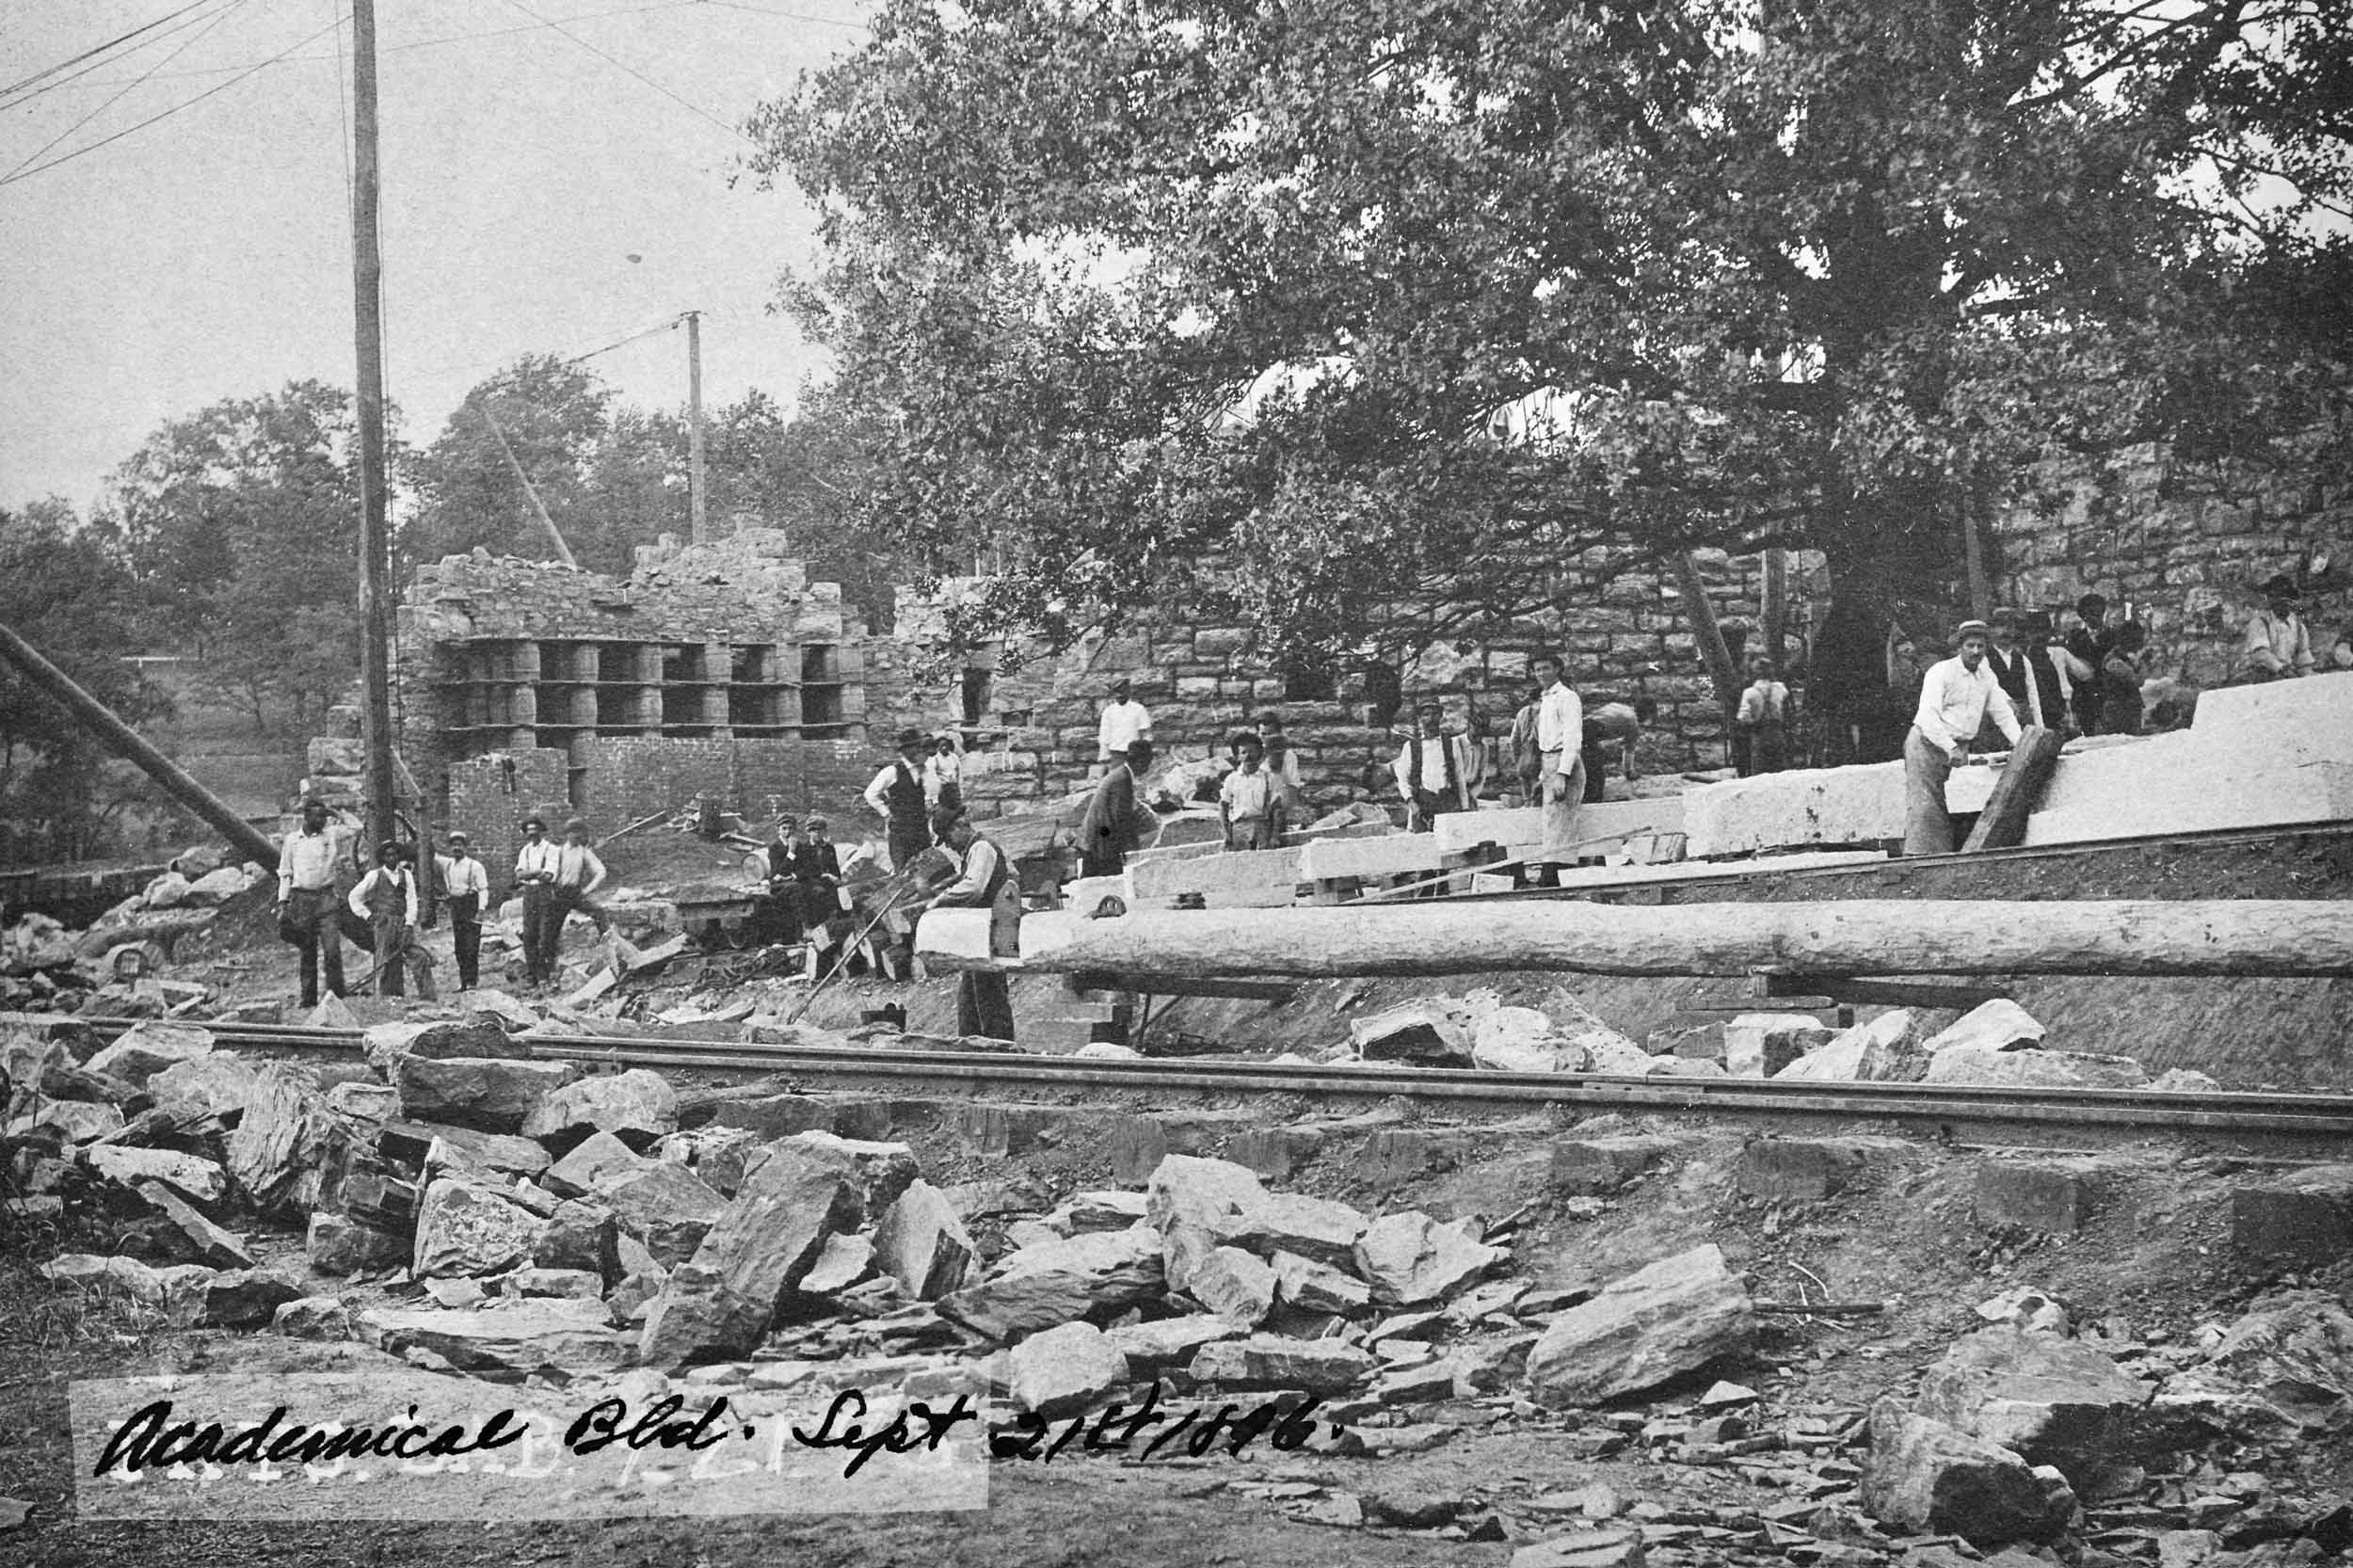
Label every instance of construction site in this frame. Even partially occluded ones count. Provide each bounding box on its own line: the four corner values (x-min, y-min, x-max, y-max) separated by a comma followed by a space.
5, 496, 2352, 1568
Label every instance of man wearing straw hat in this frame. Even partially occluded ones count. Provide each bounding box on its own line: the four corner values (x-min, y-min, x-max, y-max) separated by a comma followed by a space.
1903, 618, 2022, 856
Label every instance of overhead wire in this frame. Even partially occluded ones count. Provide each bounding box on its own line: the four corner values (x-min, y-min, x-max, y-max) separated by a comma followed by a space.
0, 0, 221, 106
1, 0, 248, 181
0, 8, 342, 188
493, 0, 747, 138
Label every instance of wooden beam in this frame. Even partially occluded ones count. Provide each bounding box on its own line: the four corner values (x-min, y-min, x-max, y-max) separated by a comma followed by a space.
1962, 727, 2063, 852
979, 900, 2353, 981
1068, 971, 1301, 1002
1673, 552, 1743, 710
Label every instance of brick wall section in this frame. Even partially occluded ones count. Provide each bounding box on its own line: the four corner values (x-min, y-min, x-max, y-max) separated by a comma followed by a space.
445, 748, 569, 880
1990, 443, 2352, 688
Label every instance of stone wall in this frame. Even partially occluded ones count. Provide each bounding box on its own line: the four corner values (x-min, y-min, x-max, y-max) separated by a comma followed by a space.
862, 549, 1832, 819
1990, 442, 2352, 687
445, 748, 568, 881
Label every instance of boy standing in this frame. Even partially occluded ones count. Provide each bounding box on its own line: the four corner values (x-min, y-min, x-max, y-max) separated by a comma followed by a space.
1220, 732, 1280, 850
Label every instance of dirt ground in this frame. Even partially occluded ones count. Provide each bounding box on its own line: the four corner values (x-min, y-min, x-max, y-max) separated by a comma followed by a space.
6, 1094, 2345, 1568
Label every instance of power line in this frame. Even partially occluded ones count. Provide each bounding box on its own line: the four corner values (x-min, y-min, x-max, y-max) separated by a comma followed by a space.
0, 0, 220, 105
0, 11, 342, 188
2, 0, 248, 183
494, 0, 745, 138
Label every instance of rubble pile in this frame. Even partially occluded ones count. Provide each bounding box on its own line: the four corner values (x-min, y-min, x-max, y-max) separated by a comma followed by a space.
0, 847, 264, 1014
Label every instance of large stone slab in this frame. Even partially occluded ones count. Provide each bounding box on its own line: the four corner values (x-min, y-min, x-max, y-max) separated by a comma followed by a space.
598, 1160, 727, 1269
1526, 1243, 1755, 1407
83, 1145, 226, 1205
393, 1055, 582, 1134
521, 1069, 679, 1153
936, 1226, 1166, 1341
224, 1064, 332, 1215
1009, 1321, 1130, 1416
84, 1022, 213, 1087
1127, 845, 1304, 905
1916, 1326, 2153, 1488
1187, 1334, 1379, 1394
1861, 1402, 2079, 1544
1926, 1047, 2149, 1090
362, 1300, 631, 1376
1297, 832, 1443, 883
1229, 1192, 1369, 1267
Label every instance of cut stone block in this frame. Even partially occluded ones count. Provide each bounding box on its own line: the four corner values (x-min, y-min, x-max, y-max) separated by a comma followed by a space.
1187, 1334, 1379, 1394
1737, 1137, 1875, 1203
2230, 1164, 2353, 1269
1549, 1135, 1686, 1195
1975, 1160, 2099, 1235
1297, 832, 1443, 882
1526, 1243, 1754, 1407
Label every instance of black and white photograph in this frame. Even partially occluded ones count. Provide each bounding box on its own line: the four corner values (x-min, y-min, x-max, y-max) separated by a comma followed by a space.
2, 0, 2349, 1563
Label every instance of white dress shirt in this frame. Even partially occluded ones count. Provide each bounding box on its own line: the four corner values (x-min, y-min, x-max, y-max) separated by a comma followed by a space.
1391, 736, 1471, 803
277, 826, 344, 897
1535, 682, 1584, 773
515, 839, 562, 883
438, 854, 488, 900
552, 843, 605, 892
1913, 656, 2023, 754
2245, 608, 2314, 676
1221, 766, 1275, 820
1097, 698, 1154, 759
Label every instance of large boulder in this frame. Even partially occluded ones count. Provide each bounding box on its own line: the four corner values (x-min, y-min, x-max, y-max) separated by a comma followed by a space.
224, 1064, 334, 1215
533, 1199, 622, 1282
1861, 1402, 2079, 1544
1919, 1000, 2046, 1055
1145, 1155, 1269, 1291
1104, 1313, 1242, 1368
636, 1133, 872, 1368
411, 1175, 548, 1278
1229, 1192, 1369, 1267
84, 1022, 213, 1087
1916, 1326, 2154, 1489
362, 1016, 527, 1074
521, 1069, 679, 1154
871, 1180, 978, 1301
597, 1160, 726, 1269
1526, 1244, 1756, 1407
1350, 1000, 1476, 1067
1188, 1247, 1278, 1327
309, 1211, 406, 1277
740, 1132, 919, 1227
194, 1268, 307, 1328
1723, 1014, 1836, 1078
84, 1145, 226, 1205
145, 1054, 263, 1123
1470, 1005, 1588, 1073
541, 1129, 648, 1199
1010, 1321, 1131, 1416
1352, 1211, 1507, 1306
393, 1055, 581, 1133
2196, 1291, 2353, 1427
1775, 1009, 1926, 1083
937, 1225, 1166, 1341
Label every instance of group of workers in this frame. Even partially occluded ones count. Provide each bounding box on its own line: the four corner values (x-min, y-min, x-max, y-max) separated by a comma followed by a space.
273, 803, 608, 1008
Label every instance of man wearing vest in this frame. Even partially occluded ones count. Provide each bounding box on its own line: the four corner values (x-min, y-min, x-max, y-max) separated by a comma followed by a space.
925, 808, 1019, 1041
863, 728, 936, 873
436, 830, 489, 991
1391, 699, 1475, 830
346, 840, 420, 998
276, 798, 349, 1008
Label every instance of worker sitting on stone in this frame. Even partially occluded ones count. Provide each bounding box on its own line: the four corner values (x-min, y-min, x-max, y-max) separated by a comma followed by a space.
1903, 619, 2022, 856
758, 818, 805, 945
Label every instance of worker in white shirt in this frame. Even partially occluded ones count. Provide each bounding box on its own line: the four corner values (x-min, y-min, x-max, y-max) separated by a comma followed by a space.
1734, 657, 1792, 776
435, 830, 490, 990
1257, 712, 1306, 817
1391, 699, 1476, 829
1221, 732, 1282, 849
275, 798, 349, 1007
1903, 619, 2023, 856
1531, 651, 1586, 872
925, 731, 965, 814
2243, 573, 2316, 680
1096, 678, 1154, 764
863, 728, 936, 872
346, 840, 421, 998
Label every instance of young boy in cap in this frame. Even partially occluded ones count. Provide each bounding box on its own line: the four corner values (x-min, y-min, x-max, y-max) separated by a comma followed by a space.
1222, 732, 1281, 849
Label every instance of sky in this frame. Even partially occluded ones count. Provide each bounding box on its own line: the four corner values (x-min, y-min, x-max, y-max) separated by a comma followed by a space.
0, 0, 872, 514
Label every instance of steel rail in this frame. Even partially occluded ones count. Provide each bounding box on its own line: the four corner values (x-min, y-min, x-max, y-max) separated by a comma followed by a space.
76, 1017, 2353, 1140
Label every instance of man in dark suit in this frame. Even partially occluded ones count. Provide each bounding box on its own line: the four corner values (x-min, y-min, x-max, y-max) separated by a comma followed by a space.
1079, 739, 1154, 878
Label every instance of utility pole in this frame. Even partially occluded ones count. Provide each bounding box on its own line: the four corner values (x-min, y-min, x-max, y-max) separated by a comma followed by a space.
350, 0, 397, 856
685, 309, 708, 542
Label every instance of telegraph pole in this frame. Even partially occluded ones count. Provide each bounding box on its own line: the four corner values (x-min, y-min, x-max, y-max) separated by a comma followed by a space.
350, 0, 397, 853
685, 309, 708, 542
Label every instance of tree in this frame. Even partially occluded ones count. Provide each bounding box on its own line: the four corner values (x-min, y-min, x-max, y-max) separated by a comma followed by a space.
105, 381, 373, 730
752, 0, 2353, 659
702, 387, 903, 630
0, 500, 171, 864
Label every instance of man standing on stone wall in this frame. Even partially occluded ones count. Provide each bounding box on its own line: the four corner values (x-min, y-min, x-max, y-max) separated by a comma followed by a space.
1096, 678, 1154, 764
276, 798, 348, 1009
1530, 652, 1586, 872
1903, 619, 2022, 856
863, 728, 936, 872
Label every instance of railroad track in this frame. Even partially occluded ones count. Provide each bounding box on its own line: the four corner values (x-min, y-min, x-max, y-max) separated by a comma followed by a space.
79, 1017, 2353, 1148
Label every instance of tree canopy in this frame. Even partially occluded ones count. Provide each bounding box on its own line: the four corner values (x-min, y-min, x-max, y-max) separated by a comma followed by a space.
753, 0, 2353, 657
102, 381, 372, 730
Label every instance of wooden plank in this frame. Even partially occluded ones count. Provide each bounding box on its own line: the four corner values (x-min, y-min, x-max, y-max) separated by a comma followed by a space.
1962, 726, 2063, 851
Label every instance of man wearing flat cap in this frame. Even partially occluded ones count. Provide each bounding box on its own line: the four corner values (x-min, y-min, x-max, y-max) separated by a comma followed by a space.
863, 727, 936, 872
1903, 618, 2022, 856
2243, 573, 2315, 680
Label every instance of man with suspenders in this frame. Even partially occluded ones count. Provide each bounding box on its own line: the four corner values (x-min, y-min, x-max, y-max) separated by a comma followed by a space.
862, 728, 936, 873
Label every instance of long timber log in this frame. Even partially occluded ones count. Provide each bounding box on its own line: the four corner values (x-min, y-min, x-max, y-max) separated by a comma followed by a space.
0, 619, 281, 868
949, 900, 2353, 981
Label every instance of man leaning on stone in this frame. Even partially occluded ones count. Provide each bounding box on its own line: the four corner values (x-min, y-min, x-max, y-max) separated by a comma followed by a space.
1903, 618, 2022, 856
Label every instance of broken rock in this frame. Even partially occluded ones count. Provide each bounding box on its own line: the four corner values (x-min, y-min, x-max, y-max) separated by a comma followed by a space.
225, 1064, 332, 1215
136, 1179, 254, 1269
1188, 1334, 1378, 1395
197, 1268, 306, 1328
1724, 1014, 1836, 1078
84, 1022, 213, 1086
272, 1296, 353, 1339
1526, 1243, 1755, 1408
798, 1232, 874, 1296
84, 1145, 226, 1205
308, 1211, 406, 1276
1230, 1191, 1369, 1267
521, 1068, 679, 1154
533, 1199, 621, 1281
1920, 1000, 2046, 1056
937, 1225, 1165, 1342
596, 1160, 725, 1270
1104, 1313, 1241, 1368
392, 1055, 581, 1134
1146, 1154, 1269, 1291
1272, 1251, 1372, 1315
871, 1180, 978, 1301
411, 1175, 547, 1278
364, 1300, 631, 1377
1352, 1210, 1506, 1306
1916, 1326, 2153, 1488
1010, 1321, 1131, 1416
1351, 999, 1476, 1066
1189, 1246, 1278, 1327
1925, 1047, 2149, 1090
542, 1129, 648, 1199
1860, 1402, 2078, 1544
